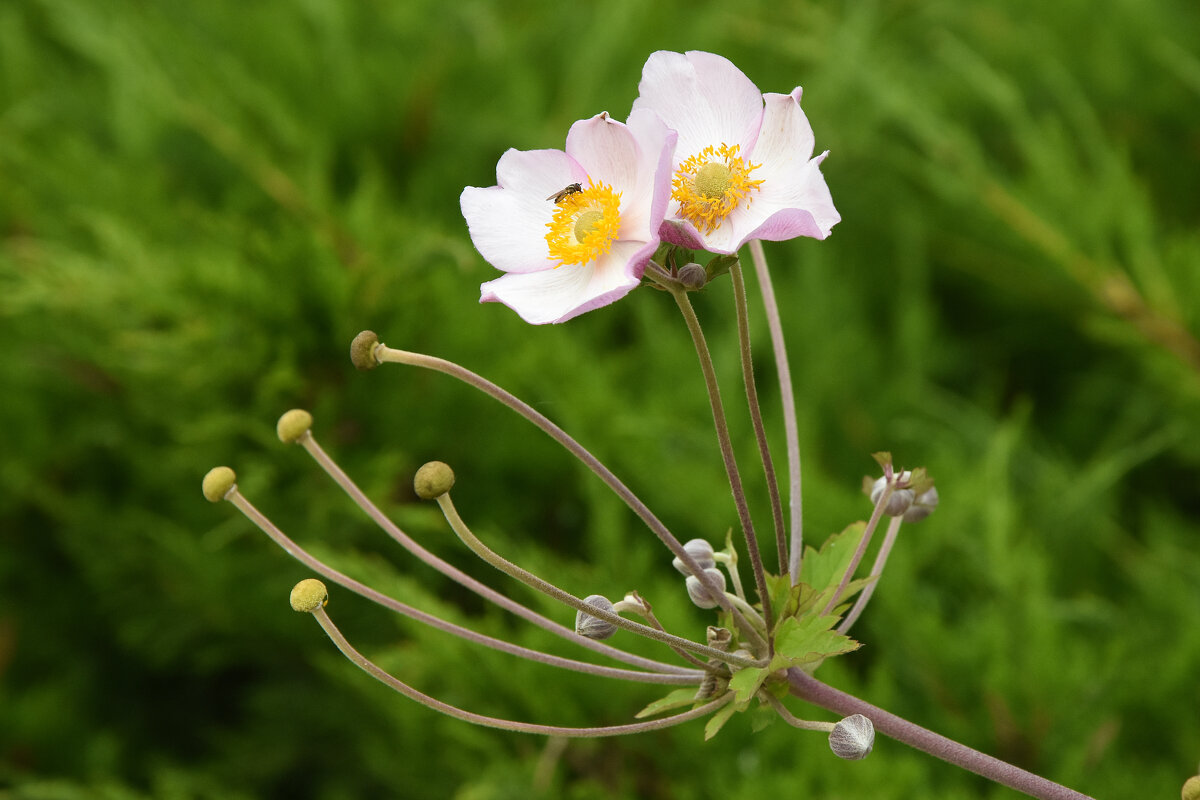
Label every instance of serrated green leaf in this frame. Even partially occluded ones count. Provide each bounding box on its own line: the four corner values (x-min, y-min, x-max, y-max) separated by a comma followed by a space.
773, 613, 861, 667
728, 666, 769, 704
635, 687, 698, 719
799, 522, 866, 598
703, 700, 739, 740
762, 571, 793, 627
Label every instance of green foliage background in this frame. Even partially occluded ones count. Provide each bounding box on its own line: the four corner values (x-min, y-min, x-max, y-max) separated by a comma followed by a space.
2, 0, 1199, 797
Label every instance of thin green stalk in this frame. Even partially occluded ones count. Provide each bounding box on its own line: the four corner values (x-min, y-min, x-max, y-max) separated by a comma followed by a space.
748, 240, 805, 581
313, 604, 735, 737
668, 287, 774, 634
226, 488, 699, 684
837, 516, 903, 633
435, 491, 764, 669
819, 485, 892, 617
369, 338, 767, 652
298, 431, 695, 675
730, 261, 788, 574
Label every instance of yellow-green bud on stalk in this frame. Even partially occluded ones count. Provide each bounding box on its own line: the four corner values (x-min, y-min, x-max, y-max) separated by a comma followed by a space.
870, 475, 914, 517
350, 330, 381, 371
672, 538, 716, 575
202, 466, 237, 503
414, 461, 456, 500
276, 409, 314, 444
685, 568, 727, 609
575, 595, 618, 640
289, 579, 328, 612
1183, 775, 1200, 800
903, 486, 939, 523
828, 714, 874, 760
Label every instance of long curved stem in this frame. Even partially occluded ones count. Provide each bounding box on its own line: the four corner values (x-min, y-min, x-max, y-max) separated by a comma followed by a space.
297, 431, 689, 674
314, 604, 734, 737
837, 516, 903, 634
668, 288, 774, 634
730, 262, 788, 574
370, 341, 767, 652
748, 241, 805, 581
436, 492, 763, 669
227, 487, 700, 685
787, 670, 1096, 800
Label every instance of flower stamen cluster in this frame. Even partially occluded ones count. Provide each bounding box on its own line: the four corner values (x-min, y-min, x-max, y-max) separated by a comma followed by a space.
672, 144, 762, 234
544, 180, 623, 267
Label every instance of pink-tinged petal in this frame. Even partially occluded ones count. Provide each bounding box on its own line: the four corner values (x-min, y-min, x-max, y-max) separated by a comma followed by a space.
744, 89, 840, 241
631, 51, 763, 158
620, 109, 677, 243
750, 150, 840, 241
659, 219, 709, 251
480, 240, 645, 324
565, 113, 641, 195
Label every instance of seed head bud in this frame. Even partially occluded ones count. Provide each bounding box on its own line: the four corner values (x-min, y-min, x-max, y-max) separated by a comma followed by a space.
350, 330, 381, 371
672, 538, 716, 575
870, 476, 914, 517
1184, 775, 1200, 800
685, 568, 727, 609
828, 714, 874, 760
276, 409, 313, 444
677, 262, 707, 290
202, 466, 237, 503
575, 594, 618, 640
290, 578, 328, 612
414, 461, 455, 500
706, 625, 732, 650
903, 486, 939, 523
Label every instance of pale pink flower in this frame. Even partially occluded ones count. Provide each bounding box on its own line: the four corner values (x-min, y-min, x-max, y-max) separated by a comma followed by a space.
631, 50, 840, 254
461, 111, 676, 324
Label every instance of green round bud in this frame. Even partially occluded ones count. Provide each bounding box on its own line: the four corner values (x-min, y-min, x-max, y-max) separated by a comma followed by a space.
414, 461, 455, 500
829, 714, 874, 760
350, 330, 381, 371
276, 409, 313, 444
290, 578, 329, 612
1183, 775, 1200, 800
202, 466, 237, 503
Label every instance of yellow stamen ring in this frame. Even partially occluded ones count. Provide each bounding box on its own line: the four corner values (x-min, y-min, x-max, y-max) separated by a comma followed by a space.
545, 181, 623, 267
671, 143, 763, 235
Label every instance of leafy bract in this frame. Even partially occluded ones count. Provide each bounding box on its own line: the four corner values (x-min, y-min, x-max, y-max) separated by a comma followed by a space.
635, 687, 698, 719
772, 613, 860, 668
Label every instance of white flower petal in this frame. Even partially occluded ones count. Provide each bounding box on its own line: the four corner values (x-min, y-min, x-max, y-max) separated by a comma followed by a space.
480, 240, 645, 324
632, 51, 763, 159
495, 148, 584, 197
566, 113, 641, 196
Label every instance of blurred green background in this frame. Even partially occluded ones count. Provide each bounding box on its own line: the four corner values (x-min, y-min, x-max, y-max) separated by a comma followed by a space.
2, 0, 1199, 798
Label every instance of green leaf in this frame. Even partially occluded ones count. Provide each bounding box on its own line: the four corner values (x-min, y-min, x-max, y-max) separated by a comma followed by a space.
634, 687, 698, 719
773, 614, 861, 667
728, 666, 769, 704
799, 522, 866, 597
705, 254, 739, 281
703, 700, 739, 740
761, 571, 794, 626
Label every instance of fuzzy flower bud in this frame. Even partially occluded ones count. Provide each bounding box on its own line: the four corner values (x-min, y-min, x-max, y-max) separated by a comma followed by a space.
1184, 775, 1200, 800
276, 409, 313, 444
289, 579, 329, 613
672, 538, 716, 575
685, 568, 726, 609
828, 714, 874, 760
414, 461, 455, 500
870, 475, 914, 517
575, 594, 618, 640
202, 466, 237, 503
903, 486, 939, 523
350, 330, 381, 371
677, 262, 707, 290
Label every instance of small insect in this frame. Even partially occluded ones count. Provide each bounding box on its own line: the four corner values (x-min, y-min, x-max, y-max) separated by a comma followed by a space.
546, 183, 583, 204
